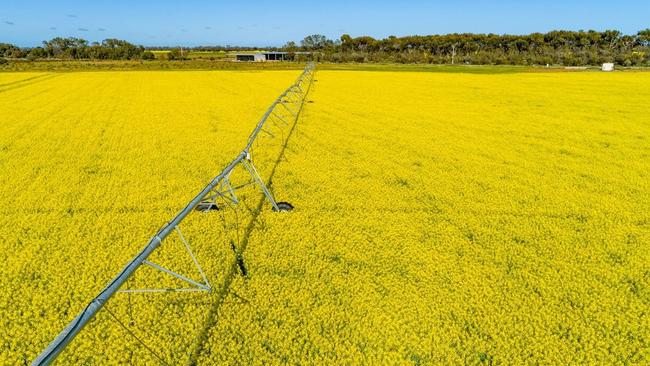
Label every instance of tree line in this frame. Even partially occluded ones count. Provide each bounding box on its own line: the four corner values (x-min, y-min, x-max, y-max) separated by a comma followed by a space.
288, 30, 650, 66
2, 30, 650, 66
0, 37, 154, 61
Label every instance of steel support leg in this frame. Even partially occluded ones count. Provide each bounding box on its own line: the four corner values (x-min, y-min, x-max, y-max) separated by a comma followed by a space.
241, 157, 279, 211
222, 178, 239, 204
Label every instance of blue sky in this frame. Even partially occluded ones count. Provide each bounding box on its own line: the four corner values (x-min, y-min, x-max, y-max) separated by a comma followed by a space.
1, 0, 649, 47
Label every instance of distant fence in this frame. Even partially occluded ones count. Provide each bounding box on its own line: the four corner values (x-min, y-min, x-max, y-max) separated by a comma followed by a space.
33, 62, 316, 365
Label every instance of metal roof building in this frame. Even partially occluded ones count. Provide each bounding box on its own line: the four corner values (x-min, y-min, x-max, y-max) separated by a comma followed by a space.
236, 52, 289, 62
235, 51, 310, 62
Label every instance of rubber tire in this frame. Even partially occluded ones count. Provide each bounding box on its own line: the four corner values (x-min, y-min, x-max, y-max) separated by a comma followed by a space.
273, 202, 294, 212
195, 202, 220, 212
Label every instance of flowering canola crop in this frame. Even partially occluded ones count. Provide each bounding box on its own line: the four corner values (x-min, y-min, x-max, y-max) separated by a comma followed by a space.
1, 68, 649, 365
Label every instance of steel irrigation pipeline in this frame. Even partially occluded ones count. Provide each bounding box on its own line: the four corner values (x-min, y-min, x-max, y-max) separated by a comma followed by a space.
32, 62, 316, 366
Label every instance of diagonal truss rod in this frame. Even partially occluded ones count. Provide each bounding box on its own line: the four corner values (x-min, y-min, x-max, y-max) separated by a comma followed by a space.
117, 227, 212, 293
176, 227, 210, 289
32, 62, 315, 366
141, 260, 210, 291
242, 156, 279, 211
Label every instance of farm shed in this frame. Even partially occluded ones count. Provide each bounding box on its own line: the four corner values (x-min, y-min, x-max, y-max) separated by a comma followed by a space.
235, 52, 311, 62
236, 52, 288, 62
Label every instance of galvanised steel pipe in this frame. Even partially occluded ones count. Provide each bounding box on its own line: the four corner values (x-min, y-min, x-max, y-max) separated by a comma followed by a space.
245, 63, 314, 151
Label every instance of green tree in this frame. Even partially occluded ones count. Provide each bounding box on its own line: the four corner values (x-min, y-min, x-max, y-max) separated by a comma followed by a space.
638, 29, 650, 47
0, 43, 23, 58
300, 34, 332, 50
283, 41, 298, 52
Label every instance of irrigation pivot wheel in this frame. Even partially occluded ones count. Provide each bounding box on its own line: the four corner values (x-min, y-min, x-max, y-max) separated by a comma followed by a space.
273, 202, 294, 212
195, 201, 220, 212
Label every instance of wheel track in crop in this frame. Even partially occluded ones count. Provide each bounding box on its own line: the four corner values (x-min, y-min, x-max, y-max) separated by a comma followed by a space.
0, 73, 61, 93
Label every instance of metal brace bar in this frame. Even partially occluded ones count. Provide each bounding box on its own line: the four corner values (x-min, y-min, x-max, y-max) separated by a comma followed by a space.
271, 111, 290, 126
175, 227, 211, 289
286, 90, 302, 99
267, 117, 285, 131
142, 260, 210, 291
241, 157, 280, 211
118, 288, 209, 294
203, 173, 240, 205
267, 113, 287, 127
279, 101, 298, 116
215, 172, 232, 199
204, 188, 234, 205
222, 179, 239, 204
284, 93, 301, 104
202, 191, 226, 204
260, 127, 275, 138
226, 180, 256, 192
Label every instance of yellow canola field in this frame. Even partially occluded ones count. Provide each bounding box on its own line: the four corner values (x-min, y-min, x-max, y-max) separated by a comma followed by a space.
0, 70, 299, 364
196, 70, 650, 365
1, 68, 649, 365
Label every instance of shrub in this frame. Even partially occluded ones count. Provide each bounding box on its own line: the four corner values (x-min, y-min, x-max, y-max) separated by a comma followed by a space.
141, 51, 155, 60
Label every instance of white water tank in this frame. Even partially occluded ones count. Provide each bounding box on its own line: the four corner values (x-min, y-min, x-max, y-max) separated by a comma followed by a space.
602, 63, 614, 71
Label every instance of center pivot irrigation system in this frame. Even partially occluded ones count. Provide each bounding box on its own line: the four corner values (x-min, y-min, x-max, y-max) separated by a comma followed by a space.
33, 62, 316, 365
